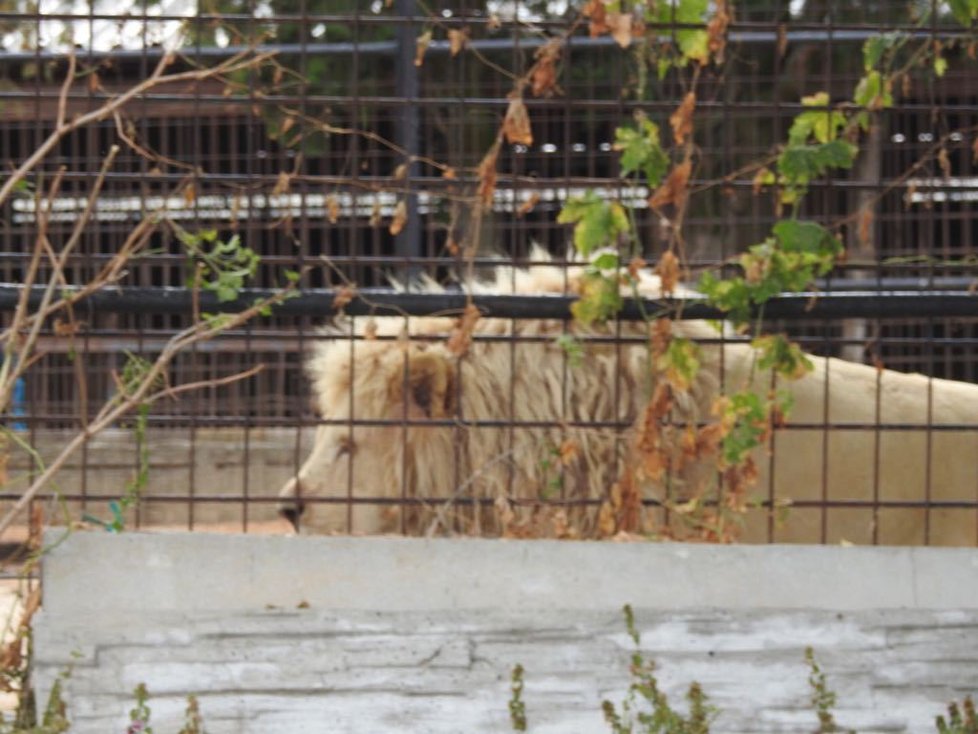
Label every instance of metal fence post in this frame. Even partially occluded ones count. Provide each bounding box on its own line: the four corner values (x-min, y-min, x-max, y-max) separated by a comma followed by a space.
395, 0, 422, 279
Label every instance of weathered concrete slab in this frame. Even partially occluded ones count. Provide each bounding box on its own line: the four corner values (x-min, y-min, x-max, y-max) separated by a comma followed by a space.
32, 532, 978, 733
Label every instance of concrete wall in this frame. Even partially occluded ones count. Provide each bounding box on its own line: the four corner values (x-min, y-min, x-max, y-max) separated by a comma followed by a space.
5, 428, 313, 528
32, 533, 978, 733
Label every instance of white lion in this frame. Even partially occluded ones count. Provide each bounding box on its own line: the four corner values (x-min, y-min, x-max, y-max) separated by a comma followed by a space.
277, 254, 978, 546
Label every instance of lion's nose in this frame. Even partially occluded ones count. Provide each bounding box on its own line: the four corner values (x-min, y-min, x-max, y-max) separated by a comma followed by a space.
278, 499, 306, 531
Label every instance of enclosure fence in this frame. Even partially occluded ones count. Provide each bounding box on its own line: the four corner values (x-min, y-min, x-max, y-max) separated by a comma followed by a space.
1, 0, 978, 549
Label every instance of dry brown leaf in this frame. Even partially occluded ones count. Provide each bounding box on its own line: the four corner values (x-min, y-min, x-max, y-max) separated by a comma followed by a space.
447, 302, 481, 356
627, 256, 647, 280
414, 29, 432, 66
442, 167, 457, 180
517, 191, 541, 217
583, 0, 609, 37
183, 182, 196, 206
606, 12, 633, 48
650, 318, 672, 358
326, 193, 340, 224
656, 250, 681, 296
597, 499, 618, 538
857, 206, 874, 248
364, 318, 378, 340
280, 115, 295, 136
503, 95, 533, 146
53, 318, 81, 337
707, 0, 731, 63
389, 200, 408, 235
487, 13, 502, 31
670, 92, 696, 146
476, 140, 501, 209
448, 28, 469, 56
446, 236, 460, 255
938, 146, 952, 178
272, 170, 291, 197
558, 439, 580, 466
369, 200, 382, 227
530, 40, 562, 97
332, 285, 356, 310
392, 162, 408, 180
649, 159, 692, 211
776, 23, 788, 60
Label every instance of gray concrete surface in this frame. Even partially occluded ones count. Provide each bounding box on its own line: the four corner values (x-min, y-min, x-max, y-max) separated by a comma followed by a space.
32, 532, 978, 733
4, 428, 313, 527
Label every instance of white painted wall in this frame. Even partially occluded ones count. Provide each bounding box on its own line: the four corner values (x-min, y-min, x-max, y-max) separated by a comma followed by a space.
32, 533, 978, 733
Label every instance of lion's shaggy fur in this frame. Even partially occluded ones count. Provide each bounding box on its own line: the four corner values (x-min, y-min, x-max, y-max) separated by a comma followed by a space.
279, 252, 978, 545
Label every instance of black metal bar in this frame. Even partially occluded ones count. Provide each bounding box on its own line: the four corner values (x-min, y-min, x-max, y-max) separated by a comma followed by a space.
0, 29, 961, 64
1, 284, 976, 320
394, 0, 422, 277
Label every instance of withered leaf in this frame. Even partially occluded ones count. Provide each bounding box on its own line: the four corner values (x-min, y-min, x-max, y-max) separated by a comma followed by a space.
648, 159, 692, 211
857, 206, 873, 249
707, 0, 731, 63
364, 318, 378, 340
326, 193, 340, 224
476, 140, 501, 209
448, 28, 468, 56
370, 200, 382, 227
530, 40, 562, 97
670, 92, 696, 146
517, 191, 541, 217
414, 29, 432, 67
332, 285, 356, 310
503, 95, 533, 146
389, 199, 408, 235
938, 146, 952, 178
655, 250, 681, 296
606, 12, 633, 48
272, 170, 291, 196
584, 0, 609, 37
183, 182, 196, 205
447, 302, 481, 356
627, 256, 647, 280
558, 438, 580, 466
392, 162, 408, 180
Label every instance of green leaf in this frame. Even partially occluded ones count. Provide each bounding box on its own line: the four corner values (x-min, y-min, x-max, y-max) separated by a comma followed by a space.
788, 104, 847, 145
657, 337, 701, 392
614, 115, 669, 187
752, 334, 814, 380
854, 71, 893, 110
557, 192, 630, 256
772, 219, 842, 256
948, 0, 978, 26
862, 31, 904, 70
934, 55, 948, 78
571, 272, 623, 325
590, 252, 620, 271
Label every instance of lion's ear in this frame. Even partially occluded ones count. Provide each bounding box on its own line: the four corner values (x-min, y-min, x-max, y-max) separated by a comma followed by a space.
388, 349, 455, 418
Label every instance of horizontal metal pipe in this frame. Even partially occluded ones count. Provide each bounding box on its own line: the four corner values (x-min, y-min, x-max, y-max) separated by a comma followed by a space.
0, 28, 959, 63
1, 284, 976, 321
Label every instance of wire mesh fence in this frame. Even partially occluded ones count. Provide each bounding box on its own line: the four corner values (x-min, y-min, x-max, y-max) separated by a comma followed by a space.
1, 0, 977, 547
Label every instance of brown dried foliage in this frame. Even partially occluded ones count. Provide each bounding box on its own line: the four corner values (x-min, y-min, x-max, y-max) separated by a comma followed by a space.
477, 140, 501, 209
670, 92, 696, 146
655, 250, 682, 296
447, 302, 481, 356
649, 159, 692, 211
530, 40, 562, 97
503, 95, 534, 146
707, 0, 732, 63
